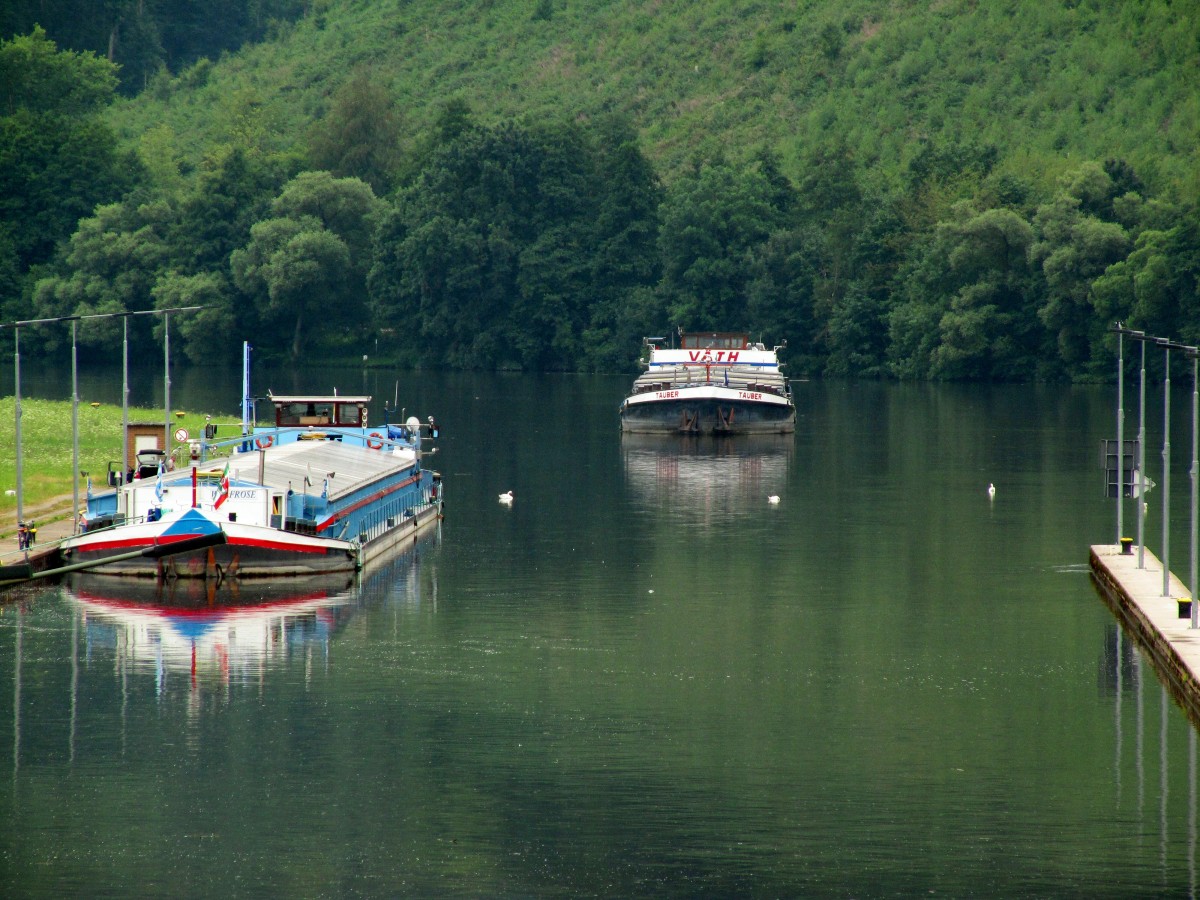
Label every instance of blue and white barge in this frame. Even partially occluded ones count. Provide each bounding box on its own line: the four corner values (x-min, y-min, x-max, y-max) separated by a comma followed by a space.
62, 392, 443, 579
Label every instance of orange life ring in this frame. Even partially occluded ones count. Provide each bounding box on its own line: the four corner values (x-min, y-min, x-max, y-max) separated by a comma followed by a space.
366, 432, 384, 450
255, 435, 274, 449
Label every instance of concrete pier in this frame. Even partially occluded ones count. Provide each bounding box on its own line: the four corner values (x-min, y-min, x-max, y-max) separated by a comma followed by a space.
1090, 543, 1200, 723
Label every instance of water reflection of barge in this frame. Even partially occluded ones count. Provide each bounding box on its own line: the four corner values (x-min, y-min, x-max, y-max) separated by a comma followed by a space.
65, 530, 438, 691
621, 433, 793, 518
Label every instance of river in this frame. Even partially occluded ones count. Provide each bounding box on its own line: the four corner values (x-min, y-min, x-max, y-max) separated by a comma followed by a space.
1, 364, 1197, 896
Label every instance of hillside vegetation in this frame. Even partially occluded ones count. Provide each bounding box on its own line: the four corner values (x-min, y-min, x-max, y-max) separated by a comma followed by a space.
2, 0, 1199, 379
105, 0, 1200, 190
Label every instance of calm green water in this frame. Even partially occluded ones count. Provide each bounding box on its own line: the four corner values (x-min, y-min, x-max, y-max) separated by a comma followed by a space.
2, 369, 1199, 897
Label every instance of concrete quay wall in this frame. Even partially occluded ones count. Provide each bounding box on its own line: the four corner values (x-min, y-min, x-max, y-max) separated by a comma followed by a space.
1090, 544, 1200, 725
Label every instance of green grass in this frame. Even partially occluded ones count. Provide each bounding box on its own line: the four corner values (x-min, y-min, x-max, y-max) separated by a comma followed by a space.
0, 397, 234, 516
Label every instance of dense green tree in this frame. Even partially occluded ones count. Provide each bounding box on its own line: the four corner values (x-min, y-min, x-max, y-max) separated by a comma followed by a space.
0, 28, 133, 282
271, 171, 382, 259
30, 199, 171, 356
657, 162, 787, 331
153, 270, 238, 364
789, 140, 887, 374
888, 203, 1042, 380
232, 216, 352, 360
171, 147, 289, 273
7, 1, 1200, 382
579, 117, 662, 369
0, 1, 306, 95
1030, 163, 1133, 376
932, 208, 1041, 380
745, 227, 821, 372
308, 72, 404, 196
371, 119, 659, 370
232, 171, 381, 360
0, 25, 118, 115
1092, 215, 1200, 345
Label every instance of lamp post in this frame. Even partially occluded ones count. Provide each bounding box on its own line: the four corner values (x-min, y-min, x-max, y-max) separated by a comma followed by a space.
4, 306, 204, 526
1188, 346, 1200, 629
122, 316, 129, 485
1116, 325, 1125, 543
13, 325, 21, 528
1161, 339, 1173, 597
1139, 335, 1148, 569
1110, 324, 1147, 545
1155, 339, 1196, 597
71, 319, 79, 534
163, 310, 171, 465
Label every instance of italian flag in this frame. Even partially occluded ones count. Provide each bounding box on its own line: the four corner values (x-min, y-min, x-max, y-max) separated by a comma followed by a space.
214, 462, 231, 509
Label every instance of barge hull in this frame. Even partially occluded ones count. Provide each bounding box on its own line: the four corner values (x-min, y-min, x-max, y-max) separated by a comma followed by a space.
620, 398, 796, 435
62, 502, 442, 578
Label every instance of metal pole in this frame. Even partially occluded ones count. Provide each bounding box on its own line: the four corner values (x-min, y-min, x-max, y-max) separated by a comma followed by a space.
3, 305, 203, 495
71, 320, 79, 535
242, 340, 252, 450
122, 316, 129, 486
163, 311, 171, 466
1139, 340, 1147, 569
1118, 328, 1125, 544
1164, 344, 1172, 597
13, 326, 21, 527
1191, 350, 1198, 628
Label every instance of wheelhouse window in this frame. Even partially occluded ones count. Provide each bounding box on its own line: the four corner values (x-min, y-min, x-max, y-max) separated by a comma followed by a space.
272, 398, 369, 427
681, 333, 749, 350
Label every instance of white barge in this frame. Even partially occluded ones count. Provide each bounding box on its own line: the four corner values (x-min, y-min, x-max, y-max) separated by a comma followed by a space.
619, 332, 796, 435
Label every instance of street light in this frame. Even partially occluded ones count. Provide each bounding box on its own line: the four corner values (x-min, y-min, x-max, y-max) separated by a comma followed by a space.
1156, 338, 1194, 597
1187, 346, 1200, 629
1159, 338, 1174, 597
1112, 325, 1148, 566
1116, 325, 1125, 543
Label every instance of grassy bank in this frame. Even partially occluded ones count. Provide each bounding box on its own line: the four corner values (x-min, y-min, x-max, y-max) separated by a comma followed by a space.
0, 397, 229, 520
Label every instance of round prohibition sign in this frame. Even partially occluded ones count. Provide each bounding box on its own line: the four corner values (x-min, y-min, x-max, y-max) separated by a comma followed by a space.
174, 427, 189, 442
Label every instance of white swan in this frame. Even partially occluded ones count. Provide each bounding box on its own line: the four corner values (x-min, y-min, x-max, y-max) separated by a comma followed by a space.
767, 495, 780, 504
987, 483, 996, 499
499, 490, 514, 504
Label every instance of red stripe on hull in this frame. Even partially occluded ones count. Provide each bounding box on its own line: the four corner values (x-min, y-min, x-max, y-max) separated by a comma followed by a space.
317, 474, 420, 533
71, 534, 332, 555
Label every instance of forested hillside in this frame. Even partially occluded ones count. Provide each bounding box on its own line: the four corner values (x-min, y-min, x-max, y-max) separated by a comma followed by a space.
3, 0, 1198, 379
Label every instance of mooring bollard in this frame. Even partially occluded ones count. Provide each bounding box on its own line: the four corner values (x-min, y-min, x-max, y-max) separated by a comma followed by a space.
1121, 537, 1134, 555
1179, 598, 1193, 619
